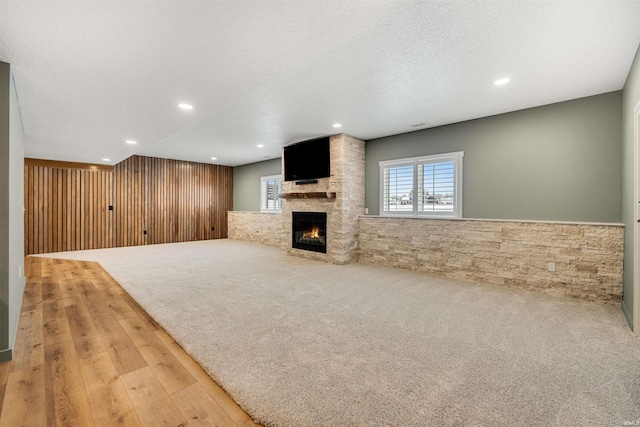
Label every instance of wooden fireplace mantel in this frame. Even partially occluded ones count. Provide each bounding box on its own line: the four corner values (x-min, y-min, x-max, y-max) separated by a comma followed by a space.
279, 192, 337, 200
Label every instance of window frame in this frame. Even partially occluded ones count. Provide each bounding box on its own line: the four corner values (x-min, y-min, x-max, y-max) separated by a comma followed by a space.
379, 151, 463, 218
260, 174, 283, 213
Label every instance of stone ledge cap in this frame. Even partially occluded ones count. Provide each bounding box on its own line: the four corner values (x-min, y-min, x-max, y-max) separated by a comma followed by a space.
361, 215, 624, 227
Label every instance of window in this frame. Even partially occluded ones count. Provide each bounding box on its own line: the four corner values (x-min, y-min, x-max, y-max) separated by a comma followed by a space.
260, 174, 282, 213
380, 151, 463, 218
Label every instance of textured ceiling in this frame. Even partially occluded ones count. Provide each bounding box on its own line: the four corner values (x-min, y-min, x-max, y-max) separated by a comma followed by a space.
1, 1, 640, 167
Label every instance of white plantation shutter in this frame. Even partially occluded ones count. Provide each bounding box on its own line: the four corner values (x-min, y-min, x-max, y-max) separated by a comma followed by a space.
417, 161, 455, 213
381, 162, 414, 213
260, 175, 282, 212
380, 152, 463, 218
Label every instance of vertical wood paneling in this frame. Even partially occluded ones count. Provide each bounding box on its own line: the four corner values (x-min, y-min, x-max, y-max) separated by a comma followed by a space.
24, 165, 113, 255
112, 155, 232, 247
24, 156, 233, 255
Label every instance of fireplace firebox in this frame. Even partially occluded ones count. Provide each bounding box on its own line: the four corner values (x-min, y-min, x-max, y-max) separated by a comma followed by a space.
292, 212, 327, 253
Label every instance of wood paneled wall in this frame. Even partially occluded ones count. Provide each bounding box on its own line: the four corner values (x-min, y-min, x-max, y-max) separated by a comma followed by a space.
24, 156, 233, 255
24, 163, 115, 255
114, 156, 232, 247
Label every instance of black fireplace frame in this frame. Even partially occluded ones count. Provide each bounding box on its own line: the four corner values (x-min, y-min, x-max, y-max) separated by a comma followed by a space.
292, 211, 327, 253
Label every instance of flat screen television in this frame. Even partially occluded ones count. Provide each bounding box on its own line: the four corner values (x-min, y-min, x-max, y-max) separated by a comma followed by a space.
283, 136, 330, 182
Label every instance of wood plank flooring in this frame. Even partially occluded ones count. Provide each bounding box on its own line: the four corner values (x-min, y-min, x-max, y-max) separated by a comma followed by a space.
0, 257, 260, 427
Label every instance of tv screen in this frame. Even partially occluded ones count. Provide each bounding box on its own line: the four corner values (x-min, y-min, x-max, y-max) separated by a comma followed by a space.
284, 136, 330, 182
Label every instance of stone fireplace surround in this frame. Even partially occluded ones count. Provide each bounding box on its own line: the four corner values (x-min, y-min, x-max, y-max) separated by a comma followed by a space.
228, 134, 624, 305
279, 133, 365, 264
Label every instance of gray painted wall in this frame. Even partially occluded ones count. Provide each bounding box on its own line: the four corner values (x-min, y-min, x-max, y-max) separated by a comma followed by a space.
0, 62, 25, 361
234, 93, 623, 221
366, 92, 622, 222
622, 45, 640, 328
0, 62, 8, 354
233, 158, 282, 211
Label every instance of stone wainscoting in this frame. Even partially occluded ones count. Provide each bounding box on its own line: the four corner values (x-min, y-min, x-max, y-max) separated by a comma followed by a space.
228, 212, 283, 248
228, 213, 624, 305
229, 212, 624, 304
358, 217, 624, 304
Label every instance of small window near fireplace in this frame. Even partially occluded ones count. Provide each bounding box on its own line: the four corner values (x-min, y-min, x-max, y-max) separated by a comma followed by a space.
260, 174, 282, 213
292, 212, 327, 253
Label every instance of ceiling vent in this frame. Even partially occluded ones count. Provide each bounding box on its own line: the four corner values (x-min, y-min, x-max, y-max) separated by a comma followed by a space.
409, 122, 429, 128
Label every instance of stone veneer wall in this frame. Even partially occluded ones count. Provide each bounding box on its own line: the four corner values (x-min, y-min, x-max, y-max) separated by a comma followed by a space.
227, 213, 624, 304
228, 212, 283, 247
357, 217, 624, 304
280, 134, 365, 264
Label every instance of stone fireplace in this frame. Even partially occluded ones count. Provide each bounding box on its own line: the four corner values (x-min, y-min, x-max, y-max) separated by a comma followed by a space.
292, 212, 327, 253
280, 134, 365, 264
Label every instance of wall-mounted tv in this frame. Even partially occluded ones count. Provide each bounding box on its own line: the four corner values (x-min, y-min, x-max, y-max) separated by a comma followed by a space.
283, 136, 330, 182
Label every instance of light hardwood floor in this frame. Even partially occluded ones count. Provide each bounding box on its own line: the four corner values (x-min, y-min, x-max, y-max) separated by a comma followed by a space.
0, 256, 260, 426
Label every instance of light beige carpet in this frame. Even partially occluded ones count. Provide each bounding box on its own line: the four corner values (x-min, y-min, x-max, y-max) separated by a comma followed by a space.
38, 239, 640, 426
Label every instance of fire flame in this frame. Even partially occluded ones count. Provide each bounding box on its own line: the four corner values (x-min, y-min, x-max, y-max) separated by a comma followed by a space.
302, 227, 321, 240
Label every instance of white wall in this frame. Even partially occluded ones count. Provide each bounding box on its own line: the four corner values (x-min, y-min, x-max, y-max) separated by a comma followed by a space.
621, 44, 640, 327
8, 66, 25, 355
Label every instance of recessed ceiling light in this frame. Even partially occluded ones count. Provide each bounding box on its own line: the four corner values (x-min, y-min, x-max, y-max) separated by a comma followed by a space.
257, 144, 264, 148
494, 78, 510, 86
178, 103, 193, 110
333, 123, 342, 128
125, 140, 137, 145
102, 158, 111, 162
211, 157, 217, 161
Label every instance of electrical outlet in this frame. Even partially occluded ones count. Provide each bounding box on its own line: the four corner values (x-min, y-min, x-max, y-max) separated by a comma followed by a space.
365, 207, 369, 214
18, 265, 22, 279
548, 262, 556, 272
211, 226, 215, 231
143, 230, 147, 235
